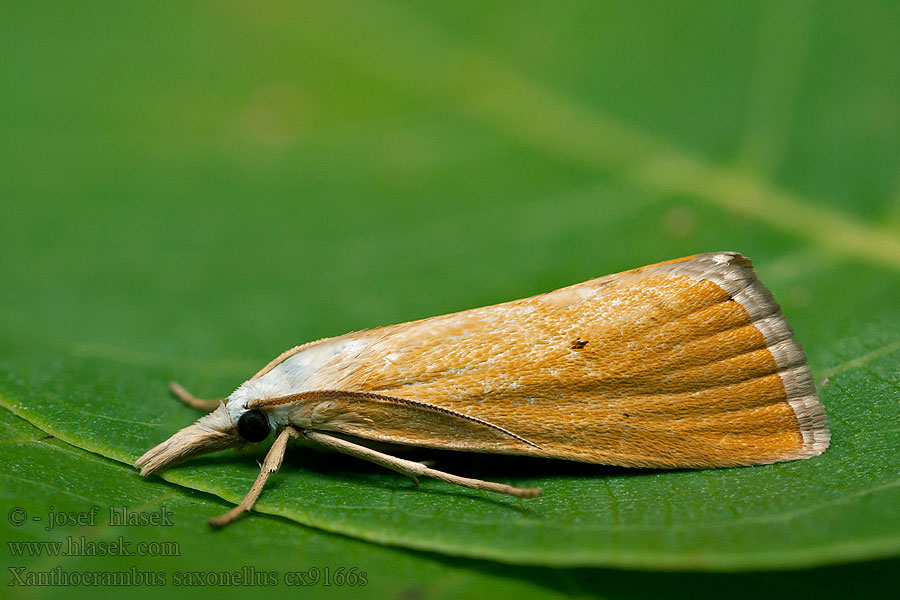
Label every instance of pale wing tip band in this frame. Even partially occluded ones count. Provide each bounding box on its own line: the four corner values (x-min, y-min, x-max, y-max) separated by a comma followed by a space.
778, 365, 830, 458
784, 394, 831, 458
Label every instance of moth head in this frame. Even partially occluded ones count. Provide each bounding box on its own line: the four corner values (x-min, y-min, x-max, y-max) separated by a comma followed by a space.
134, 394, 275, 476
224, 379, 278, 442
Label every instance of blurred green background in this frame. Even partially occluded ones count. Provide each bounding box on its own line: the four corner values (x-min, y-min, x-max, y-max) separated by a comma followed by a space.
2, 1, 899, 598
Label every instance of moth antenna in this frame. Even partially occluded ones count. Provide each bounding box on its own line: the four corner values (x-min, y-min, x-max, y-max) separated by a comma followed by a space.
253, 390, 543, 450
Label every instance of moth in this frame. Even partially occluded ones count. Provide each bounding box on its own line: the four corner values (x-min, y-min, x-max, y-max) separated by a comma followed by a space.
136, 252, 829, 527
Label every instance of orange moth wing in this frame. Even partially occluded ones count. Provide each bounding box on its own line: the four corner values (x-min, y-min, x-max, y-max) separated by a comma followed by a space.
256, 252, 829, 468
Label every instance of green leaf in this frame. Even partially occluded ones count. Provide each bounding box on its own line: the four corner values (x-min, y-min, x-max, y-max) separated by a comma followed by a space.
2, 0, 900, 579
0, 409, 580, 599
3, 321, 900, 571
4, 396, 900, 599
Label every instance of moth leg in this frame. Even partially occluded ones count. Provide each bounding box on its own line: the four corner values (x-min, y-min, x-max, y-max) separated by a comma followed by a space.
169, 381, 223, 412
208, 426, 296, 528
303, 430, 542, 499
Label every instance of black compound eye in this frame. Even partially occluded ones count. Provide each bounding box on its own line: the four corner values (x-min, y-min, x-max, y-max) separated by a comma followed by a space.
237, 410, 270, 442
